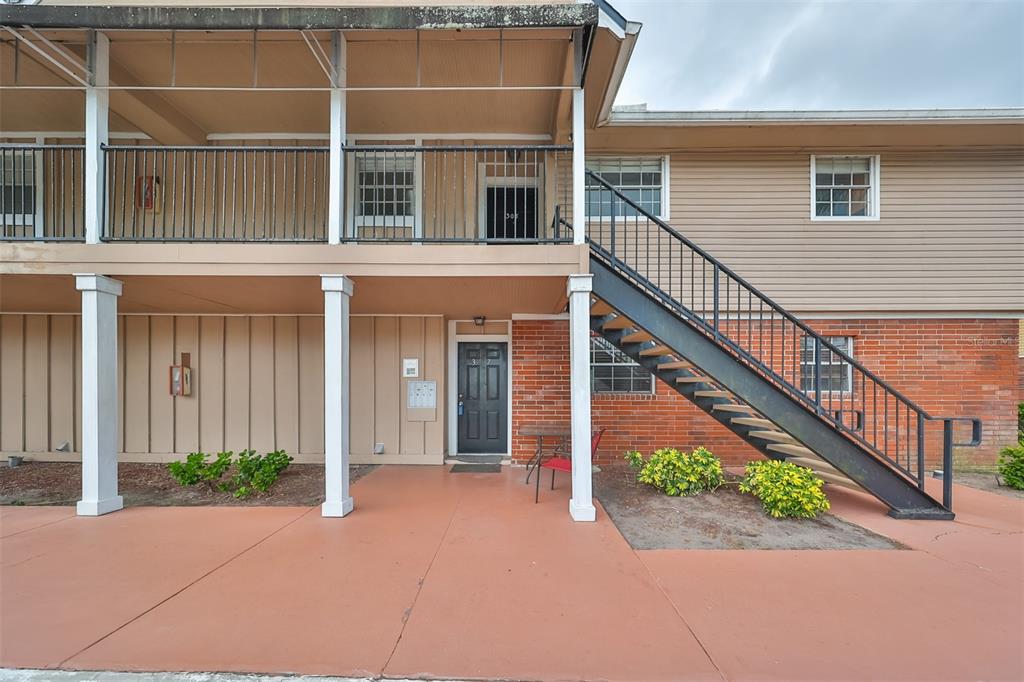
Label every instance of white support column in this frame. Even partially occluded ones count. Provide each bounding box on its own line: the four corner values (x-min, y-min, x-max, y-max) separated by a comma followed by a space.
567, 273, 595, 522
75, 274, 122, 516
572, 88, 585, 246
571, 28, 586, 246
322, 274, 354, 517
327, 31, 347, 245
84, 31, 109, 245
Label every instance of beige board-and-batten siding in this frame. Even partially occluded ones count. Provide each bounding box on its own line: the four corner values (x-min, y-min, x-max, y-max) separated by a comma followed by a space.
588, 146, 1023, 314
0, 313, 445, 464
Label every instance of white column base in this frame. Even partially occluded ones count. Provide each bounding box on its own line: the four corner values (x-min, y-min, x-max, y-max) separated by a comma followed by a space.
569, 498, 596, 522
77, 496, 124, 517
322, 498, 354, 517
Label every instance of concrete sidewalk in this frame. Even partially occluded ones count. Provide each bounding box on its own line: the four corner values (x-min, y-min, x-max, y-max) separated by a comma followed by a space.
1, 466, 1021, 681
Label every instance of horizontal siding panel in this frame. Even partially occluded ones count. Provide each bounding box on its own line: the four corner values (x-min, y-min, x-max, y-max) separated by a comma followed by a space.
657, 147, 1024, 312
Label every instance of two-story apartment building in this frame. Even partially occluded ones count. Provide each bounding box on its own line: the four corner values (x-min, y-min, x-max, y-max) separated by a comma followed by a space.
1, 1, 1021, 522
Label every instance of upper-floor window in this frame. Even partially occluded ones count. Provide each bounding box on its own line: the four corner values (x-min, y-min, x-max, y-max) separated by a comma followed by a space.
354, 152, 416, 228
811, 155, 879, 220
586, 156, 667, 219
800, 335, 854, 393
1, 148, 39, 229
591, 336, 654, 394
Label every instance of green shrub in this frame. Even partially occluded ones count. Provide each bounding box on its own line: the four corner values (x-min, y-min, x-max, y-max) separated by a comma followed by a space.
627, 446, 724, 496
1017, 402, 1023, 443
220, 449, 293, 499
168, 451, 233, 488
624, 449, 645, 473
998, 444, 1024, 490
739, 460, 830, 518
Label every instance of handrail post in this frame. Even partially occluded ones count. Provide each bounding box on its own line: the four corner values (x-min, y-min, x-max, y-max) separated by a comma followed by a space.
916, 412, 926, 490
942, 419, 954, 510
813, 337, 822, 413
712, 264, 720, 340
609, 186, 617, 265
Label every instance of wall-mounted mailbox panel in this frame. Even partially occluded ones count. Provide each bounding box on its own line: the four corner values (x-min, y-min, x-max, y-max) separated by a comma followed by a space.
407, 380, 437, 422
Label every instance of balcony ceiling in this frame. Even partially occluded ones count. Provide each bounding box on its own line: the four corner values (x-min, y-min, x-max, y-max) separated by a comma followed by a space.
0, 274, 570, 318
1, 28, 578, 141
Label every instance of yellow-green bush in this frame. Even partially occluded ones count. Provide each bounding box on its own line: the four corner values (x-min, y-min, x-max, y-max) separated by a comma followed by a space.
739, 460, 830, 518
998, 444, 1024, 490
624, 446, 724, 496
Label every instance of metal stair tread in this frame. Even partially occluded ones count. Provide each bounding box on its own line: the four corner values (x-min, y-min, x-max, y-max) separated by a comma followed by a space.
638, 345, 673, 357
747, 430, 797, 444
694, 390, 730, 398
765, 442, 818, 459
712, 403, 760, 415
730, 417, 776, 429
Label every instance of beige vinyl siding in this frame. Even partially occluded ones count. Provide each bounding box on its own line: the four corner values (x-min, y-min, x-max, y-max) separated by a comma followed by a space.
0, 313, 444, 464
659, 147, 1024, 313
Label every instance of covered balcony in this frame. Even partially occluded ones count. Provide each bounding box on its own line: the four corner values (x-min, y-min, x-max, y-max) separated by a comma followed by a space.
0, 4, 594, 246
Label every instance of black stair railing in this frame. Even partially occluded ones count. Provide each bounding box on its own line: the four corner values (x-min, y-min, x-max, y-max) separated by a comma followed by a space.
584, 170, 981, 510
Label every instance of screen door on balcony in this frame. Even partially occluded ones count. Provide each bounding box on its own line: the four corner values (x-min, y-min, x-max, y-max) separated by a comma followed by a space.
483, 186, 538, 240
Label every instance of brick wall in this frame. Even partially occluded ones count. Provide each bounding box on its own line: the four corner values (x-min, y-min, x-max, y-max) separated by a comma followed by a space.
510, 318, 1020, 469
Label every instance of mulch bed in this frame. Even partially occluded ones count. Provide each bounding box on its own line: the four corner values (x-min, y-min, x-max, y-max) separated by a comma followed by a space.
594, 464, 901, 550
0, 462, 376, 507
952, 471, 1024, 500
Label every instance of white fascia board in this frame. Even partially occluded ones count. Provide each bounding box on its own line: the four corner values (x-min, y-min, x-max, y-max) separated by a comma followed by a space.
607, 108, 1024, 126
595, 23, 641, 128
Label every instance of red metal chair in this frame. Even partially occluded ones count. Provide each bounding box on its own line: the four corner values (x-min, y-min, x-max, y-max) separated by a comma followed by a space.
534, 427, 606, 503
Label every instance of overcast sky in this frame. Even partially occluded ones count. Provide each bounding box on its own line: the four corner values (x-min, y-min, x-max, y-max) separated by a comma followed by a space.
611, 0, 1024, 111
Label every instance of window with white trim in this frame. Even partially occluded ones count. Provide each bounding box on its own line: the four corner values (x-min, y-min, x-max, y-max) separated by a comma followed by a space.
1, 149, 39, 228
812, 156, 879, 219
591, 336, 654, 394
354, 152, 416, 227
800, 336, 853, 393
585, 156, 665, 219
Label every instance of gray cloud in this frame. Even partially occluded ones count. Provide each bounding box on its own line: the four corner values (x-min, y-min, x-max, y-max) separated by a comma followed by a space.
611, 0, 1024, 110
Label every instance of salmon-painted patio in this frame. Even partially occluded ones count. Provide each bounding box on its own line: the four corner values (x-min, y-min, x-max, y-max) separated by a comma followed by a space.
1, 466, 1022, 682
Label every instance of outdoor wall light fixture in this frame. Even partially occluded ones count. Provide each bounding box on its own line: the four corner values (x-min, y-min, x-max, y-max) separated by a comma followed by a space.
473, 316, 486, 326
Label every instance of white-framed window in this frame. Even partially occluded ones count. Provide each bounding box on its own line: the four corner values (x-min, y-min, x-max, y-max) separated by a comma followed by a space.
591, 336, 654, 394
800, 336, 854, 393
1, 148, 41, 229
811, 155, 880, 220
352, 151, 417, 230
585, 156, 669, 220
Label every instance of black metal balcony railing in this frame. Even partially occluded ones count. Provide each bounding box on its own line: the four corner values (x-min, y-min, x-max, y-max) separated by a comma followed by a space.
102, 144, 574, 243
0, 145, 85, 241
343, 145, 572, 243
103, 145, 330, 242
0, 144, 574, 244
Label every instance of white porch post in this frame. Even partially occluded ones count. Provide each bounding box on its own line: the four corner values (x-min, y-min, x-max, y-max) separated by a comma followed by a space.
321, 274, 354, 517
327, 31, 347, 245
572, 88, 585, 245
568, 273, 596, 521
571, 29, 586, 246
84, 30, 110, 245
75, 274, 122, 516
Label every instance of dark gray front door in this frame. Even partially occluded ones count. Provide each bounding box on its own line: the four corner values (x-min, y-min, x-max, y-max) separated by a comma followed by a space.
457, 342, 508, 453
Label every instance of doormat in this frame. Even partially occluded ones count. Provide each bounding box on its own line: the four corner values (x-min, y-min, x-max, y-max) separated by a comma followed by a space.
453, 454, 504, 464
450, 463, 502, 473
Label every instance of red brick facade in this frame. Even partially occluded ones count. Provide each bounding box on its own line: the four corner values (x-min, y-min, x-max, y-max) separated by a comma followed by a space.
510, 318, 1020, 469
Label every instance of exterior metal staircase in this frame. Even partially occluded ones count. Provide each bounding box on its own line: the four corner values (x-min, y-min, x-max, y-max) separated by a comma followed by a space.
584, 170, 982, 519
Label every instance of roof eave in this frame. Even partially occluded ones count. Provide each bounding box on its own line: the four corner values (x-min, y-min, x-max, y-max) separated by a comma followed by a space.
0, 3, 599, 31
606, 109, 1024, 126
